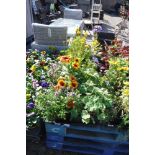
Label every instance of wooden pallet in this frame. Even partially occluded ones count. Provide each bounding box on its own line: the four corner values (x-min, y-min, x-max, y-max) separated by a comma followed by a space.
45, 123, 129, 155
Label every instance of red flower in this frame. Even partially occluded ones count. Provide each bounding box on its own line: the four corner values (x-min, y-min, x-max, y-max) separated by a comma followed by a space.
70, 75, 76, 81
67, 100, 75, 109
59, 56, 71, 63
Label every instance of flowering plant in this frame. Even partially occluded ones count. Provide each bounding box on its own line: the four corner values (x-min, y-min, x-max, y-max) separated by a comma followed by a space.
91, 35, 129, 128
94, 38, 129, 74
102, 57, 129, 128
26, 50, 54, 128
26, 30, 129, 129
120, 81, 129, 127
30, 30, 113, 125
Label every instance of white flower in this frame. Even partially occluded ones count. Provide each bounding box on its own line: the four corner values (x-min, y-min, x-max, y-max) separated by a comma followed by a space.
46, 57, 51, 61
36, 86, 42, 91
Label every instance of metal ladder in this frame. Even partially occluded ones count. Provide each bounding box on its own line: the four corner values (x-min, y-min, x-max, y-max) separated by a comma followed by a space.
91, 0, 102, 24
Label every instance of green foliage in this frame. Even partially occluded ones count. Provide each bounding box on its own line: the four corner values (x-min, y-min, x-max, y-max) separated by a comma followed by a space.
26, 30, 129, 129
103, 57, 129, 128
78, 81, 112, 124
35, 89, 68, 122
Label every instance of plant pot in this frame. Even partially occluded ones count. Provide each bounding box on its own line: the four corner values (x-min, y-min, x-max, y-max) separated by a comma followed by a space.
26, 118, 46, 143
45, 122, 129, 155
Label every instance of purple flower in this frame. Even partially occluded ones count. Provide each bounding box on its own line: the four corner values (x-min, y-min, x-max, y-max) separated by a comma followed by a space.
93, 25, 103, 33
40, 81, 49, 88
27, 102, 35, 109
92, 56, 99, 64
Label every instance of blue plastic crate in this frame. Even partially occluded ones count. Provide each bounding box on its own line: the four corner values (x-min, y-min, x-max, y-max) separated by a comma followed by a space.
45, 123, 129, 155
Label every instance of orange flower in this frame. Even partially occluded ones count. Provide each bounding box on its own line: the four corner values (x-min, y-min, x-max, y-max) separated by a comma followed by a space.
72, 63, 80, 70
67, 100, 75, 109
70, 75, 76, 81
70, 80, 78, 89
59, 56, 71, 63
57, 79, 66, 88
53, 85, 61, 91
74, 58, 79, 63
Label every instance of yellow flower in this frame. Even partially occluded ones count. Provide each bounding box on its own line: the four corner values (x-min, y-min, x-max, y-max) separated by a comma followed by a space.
109, 60, 119, 65
117, 67, 122, 71
72, 63, 80, 70
74, 58, 79, 63
42, 60, 46, 63
76, 28, 81, 35
41, 51, 46, 55
117, 66, 129, 71
121, 67, 129, 71
43, 66, 49, 70
85, 44, 90, 49
124, 81, 129, 86
83, 30, 89, 37
30, 65, 36, 72
81, 38, 86, 44
26, 94, 31, 99
32, 51, 37, 54
123, 89, 129, 96
92, 40, 99, 47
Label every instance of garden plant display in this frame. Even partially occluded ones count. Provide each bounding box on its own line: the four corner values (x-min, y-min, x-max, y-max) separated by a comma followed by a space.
94, 39, 129, 128
94, 39, 129, 74
26, 29, 129, 130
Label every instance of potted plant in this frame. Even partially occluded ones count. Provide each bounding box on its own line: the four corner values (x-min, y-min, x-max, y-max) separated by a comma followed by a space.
34, 30, 113, 125
26, 30, 129, 154
93, 38, 129, 128
26, 49, 55, 142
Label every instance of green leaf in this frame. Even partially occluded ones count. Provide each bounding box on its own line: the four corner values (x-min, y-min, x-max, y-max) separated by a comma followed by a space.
82, 110, 90, 124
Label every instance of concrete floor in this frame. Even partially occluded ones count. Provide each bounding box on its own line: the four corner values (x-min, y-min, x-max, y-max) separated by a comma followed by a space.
84, 13, 129, 45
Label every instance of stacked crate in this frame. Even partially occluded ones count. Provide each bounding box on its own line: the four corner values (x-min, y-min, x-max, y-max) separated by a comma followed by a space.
45, 123, 129, 155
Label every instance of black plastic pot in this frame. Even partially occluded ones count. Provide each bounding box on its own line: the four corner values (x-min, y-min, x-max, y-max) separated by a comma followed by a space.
97, 31, 115, 48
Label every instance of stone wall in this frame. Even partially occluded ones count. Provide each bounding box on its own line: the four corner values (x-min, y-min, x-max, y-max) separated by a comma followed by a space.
102, 0, 117, 11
